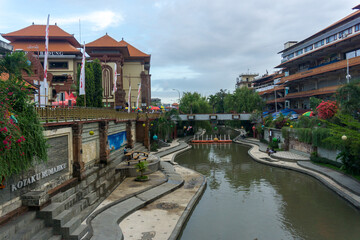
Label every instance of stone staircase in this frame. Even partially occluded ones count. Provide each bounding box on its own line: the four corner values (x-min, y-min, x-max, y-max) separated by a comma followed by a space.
0, 142, 148, 240
0, 211, 61, 240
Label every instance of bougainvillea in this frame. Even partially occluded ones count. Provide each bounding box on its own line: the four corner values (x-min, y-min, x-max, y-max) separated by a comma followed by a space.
0, 52, 48, 178
316, 100, 338, 120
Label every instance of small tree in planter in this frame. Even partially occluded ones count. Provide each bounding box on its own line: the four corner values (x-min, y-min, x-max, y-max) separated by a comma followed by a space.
135, 161, 149, 181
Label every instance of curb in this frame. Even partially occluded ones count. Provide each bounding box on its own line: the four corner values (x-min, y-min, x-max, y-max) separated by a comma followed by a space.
235, 140, 360, 210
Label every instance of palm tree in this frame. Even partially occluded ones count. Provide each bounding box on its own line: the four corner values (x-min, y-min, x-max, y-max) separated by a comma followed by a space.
155, 109, 180, 141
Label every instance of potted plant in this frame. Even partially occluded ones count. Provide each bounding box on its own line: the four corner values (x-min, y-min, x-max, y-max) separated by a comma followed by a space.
135, 161, 149, 181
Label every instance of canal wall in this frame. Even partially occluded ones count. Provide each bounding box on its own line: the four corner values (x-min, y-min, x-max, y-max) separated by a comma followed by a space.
0, 119, 145, 221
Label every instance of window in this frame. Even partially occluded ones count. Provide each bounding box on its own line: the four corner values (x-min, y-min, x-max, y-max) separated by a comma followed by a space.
305, 45, 313, 52
326, 34, 337, 44
296, 49, 303, 56
355, 24, 360, 32
52, 75, 68, 82
49, 61, 68, 69
314, 40, 324, 48
287, 53, 294, 59
339, 28, 352, 38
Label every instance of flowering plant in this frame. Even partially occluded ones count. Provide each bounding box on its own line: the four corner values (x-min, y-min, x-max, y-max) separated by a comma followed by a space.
316, 100, 338, 120
0, 77, 48, 178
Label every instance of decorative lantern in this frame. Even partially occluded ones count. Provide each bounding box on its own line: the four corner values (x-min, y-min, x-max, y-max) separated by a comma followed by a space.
261, 125, 264, 128
241, 126, 244, 129
342, 135, 347, 141
290, 125, 293, 128
151, 123, 153, 126
272, 137, 277, 142
153, 135, 158, 140
89, 131, 94, 135
142, 123, 146, 127
184, 126, 187, 129
214, 126, 218, 130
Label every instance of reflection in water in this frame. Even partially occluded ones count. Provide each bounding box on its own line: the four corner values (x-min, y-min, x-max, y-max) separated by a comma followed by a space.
176, 144, 360, 240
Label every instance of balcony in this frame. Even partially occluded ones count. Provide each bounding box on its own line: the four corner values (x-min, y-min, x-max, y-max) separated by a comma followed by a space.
285, 85, 342, 99
280, 55, 360, 83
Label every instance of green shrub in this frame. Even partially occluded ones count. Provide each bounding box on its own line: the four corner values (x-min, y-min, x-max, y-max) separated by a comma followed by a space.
296, 128, 312, 144
150, 142, 158, 151
312, 128, 336, 150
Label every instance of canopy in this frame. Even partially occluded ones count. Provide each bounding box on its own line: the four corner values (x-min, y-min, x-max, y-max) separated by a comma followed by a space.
302, 111, 314, 117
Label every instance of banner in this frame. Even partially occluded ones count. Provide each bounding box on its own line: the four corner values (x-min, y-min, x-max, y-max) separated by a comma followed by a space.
127, 84, 131, 113
136, 83, 141, 109
113, 64, 117, 93
40, 14, 50, 106
79, 43, 86, 95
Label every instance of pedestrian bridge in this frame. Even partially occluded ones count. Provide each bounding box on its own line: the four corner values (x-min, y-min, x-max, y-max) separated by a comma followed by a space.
173, 113, 251, 121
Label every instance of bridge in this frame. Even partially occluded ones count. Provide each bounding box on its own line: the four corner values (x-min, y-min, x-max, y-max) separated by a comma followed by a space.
173, 113, 251, 121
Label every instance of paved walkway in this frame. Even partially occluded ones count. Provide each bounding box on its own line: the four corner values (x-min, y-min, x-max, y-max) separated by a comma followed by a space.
235, 138, 360, 209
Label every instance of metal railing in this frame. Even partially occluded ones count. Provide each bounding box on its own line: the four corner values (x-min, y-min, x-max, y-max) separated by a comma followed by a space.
36, 106, 161, 123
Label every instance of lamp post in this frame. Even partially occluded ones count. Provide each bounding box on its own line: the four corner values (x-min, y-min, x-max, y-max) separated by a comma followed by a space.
172, 89, 180, 103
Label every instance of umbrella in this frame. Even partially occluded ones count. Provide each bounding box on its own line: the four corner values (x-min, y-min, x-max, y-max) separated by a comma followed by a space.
302, 111, 314, 117
152, 106, 160, 110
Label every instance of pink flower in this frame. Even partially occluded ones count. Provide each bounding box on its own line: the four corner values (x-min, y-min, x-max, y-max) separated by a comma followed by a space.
8, 92, 13, 96
3, 140, 8, 145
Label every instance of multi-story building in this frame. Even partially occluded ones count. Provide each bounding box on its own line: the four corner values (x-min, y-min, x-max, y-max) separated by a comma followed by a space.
2, 25, 152, 109
235, 72, 258, 89
0, 40, 12, 56
256, 5, 360, 112
2, 23, 82, 105
85, 34, 151, 109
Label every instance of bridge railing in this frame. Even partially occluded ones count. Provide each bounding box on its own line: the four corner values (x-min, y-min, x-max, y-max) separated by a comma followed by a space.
36, 106, 161, 123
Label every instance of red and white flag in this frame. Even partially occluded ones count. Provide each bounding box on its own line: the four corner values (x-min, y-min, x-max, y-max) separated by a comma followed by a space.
113, 64, 117, 93
43, 14, 49, 89
136, 83, 141, 109
127, 84, 131, 113
79, 43, 86, 95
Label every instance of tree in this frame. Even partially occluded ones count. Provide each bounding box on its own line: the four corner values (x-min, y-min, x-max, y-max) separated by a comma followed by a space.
179, 92, 211, 114
224, 87, 264, 113
154, 109, 180, 141
0, 52, 48, 178
336, 78, 360, 116
323, 114, 360, 174
76, 59, 103, 107
0, 52, 31, 80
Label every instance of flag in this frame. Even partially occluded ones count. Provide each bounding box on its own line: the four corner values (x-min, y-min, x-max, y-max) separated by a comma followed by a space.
127, 84, 131, 113
79, 43, 86, 95
136, 83, 141, 109
43, 14, 49, 88
40, 14, 50, 106
113, 64, 117, 93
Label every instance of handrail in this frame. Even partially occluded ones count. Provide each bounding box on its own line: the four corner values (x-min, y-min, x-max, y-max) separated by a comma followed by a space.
36, 106, 162, 123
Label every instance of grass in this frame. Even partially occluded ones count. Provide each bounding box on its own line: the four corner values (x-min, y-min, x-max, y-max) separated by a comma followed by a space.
312, 161, 360, 182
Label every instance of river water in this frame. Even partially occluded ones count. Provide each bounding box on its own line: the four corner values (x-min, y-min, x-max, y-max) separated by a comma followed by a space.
175, 143, 360, 240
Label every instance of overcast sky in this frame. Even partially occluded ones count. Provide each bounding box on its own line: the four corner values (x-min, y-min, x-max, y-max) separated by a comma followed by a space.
0, 0, 359, 103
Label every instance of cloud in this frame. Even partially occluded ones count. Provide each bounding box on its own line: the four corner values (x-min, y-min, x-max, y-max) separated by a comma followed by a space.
37, 10, 124, 31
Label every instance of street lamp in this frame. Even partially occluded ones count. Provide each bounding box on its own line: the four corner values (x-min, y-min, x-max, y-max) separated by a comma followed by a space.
172, 89, 180, 103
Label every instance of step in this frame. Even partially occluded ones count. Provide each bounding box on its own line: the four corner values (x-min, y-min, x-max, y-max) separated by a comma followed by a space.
53, 199, 88, 234
11, 218, 45, 240
51, 185, 77, 203
0, 211, 37, 240
62, 215, 82, 238
30, 227, 53, 240
37, 202, 65, 221
68, 224, 88, 240
48, 235, 62, 240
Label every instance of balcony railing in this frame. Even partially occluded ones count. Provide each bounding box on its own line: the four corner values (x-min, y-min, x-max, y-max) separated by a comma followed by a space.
36, 106, 161, 123
280, 56, 360, 83
285, 85, 342, 99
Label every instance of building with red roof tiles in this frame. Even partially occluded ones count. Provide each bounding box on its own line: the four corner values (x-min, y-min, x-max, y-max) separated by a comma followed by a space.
2, 23, 81, 106
254, 5, 360, 113
85, 34, 151, 109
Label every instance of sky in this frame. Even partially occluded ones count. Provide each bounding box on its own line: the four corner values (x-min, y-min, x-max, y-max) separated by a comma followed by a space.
0, 0, 359, 104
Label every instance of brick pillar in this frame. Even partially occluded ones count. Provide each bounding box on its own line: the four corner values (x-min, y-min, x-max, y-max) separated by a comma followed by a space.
99, 120, 110, 164
126, 120, 134, 148
115, 60, 126, 108
144, 118, 150, 150
72, 123, 84, 180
